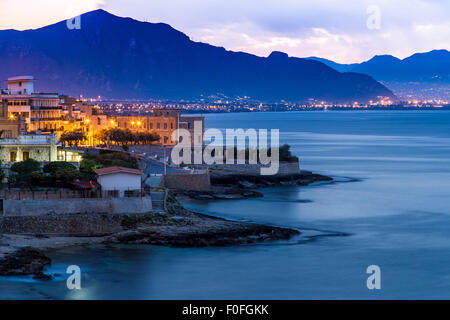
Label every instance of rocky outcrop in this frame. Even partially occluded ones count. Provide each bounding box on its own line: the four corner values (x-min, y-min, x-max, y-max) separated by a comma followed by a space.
0, 247, 51, 276
210, 170, 332, 187
110, 212, 300, 247
177, 170, 332, 200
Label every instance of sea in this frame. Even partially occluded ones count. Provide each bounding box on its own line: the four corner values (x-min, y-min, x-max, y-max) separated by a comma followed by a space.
1, 110, 450, 299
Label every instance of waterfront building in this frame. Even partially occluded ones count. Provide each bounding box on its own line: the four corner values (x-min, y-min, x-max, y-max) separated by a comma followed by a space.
95, 166, 143, 197
0, 75, 204, 147
111, 109, 204, 146
0, 76, 64, 135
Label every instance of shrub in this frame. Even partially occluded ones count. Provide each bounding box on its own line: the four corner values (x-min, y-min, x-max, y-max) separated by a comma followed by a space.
43, 161, 77, 175
10, 158, 41, 175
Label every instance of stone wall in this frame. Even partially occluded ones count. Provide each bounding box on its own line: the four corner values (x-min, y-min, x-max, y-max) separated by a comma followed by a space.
0, 213, 158, 235
162, 172, 211, 192
1, 213, 124, 234
194, 160, 300, 177
2, 197, 153, 217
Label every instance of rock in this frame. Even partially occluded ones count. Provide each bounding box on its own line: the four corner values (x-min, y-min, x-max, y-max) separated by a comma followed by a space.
238, 180, 257, 188
33, 271, 53, 281
0, 247, 51, 276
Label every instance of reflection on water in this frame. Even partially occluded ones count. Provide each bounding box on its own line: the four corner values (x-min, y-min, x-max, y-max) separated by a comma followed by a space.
2, 111, 450, 299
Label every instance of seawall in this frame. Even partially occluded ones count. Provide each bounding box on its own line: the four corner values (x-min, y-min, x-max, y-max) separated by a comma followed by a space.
2, 197, 153, 217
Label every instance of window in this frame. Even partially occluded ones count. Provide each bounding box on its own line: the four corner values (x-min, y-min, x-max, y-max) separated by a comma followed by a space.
164, 136, 168, 144
10, 151, 17, 162
157, 123, 160, 129
23, 151, 30, 161
150, 123, 153, 129
4, 130, 12, 138
164, 123, 167, 129
19, 82, 22, 87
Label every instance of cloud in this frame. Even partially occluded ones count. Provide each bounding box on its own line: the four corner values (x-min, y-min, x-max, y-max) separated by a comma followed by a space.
1, 0, 449, 63
0, 0, 105, 30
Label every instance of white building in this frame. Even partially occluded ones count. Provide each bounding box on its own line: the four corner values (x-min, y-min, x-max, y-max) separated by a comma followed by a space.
6, 76, 35, 95
1, 75, 64, 135
0, 133, 59, 163
95, 166, 143, 197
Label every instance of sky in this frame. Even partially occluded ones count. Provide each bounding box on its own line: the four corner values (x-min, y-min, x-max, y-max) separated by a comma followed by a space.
0, 0, 448, 63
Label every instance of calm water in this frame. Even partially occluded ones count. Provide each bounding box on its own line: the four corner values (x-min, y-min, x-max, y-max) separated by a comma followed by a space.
2, 110, 450, 299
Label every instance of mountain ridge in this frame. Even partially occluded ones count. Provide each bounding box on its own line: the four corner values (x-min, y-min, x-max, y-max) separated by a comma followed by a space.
0, 9, 394, 102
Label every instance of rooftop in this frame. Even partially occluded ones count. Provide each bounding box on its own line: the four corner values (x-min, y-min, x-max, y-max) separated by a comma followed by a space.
95, 166, 143, 176
6, 76, 35, 82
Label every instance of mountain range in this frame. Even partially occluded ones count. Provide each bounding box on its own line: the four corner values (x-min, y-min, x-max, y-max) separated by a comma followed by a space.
307, 50, 450, 99
0, 9, 394, 103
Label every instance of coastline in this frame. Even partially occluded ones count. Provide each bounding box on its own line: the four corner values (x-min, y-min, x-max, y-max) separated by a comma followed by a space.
0, 170, 332, 279
176, 170, 332, 200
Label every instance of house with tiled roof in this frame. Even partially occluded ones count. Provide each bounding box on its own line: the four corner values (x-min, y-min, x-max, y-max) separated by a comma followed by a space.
95, 166, 143, 197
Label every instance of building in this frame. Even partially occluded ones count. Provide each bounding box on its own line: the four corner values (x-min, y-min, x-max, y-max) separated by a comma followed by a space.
1, 75, 205, 147
95, 166, 143, 197
0, 133, 59, 163
111, 109, 204, 146
0, 76, 65, 136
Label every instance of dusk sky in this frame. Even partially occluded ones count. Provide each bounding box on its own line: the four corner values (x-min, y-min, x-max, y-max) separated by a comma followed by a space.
0, 0, 449, 63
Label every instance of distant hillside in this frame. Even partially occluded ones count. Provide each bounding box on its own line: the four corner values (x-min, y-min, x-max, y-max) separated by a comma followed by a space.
307, 50, 450, 99
0, 9, 394, 103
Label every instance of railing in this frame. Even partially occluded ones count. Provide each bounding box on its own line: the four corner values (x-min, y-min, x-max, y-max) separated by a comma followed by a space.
0, 189, 146, 200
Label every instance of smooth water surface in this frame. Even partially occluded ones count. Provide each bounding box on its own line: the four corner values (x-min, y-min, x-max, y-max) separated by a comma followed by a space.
2, 111, 450, 299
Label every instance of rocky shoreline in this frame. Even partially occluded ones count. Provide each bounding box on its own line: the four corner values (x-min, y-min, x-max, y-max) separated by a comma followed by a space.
0, 170, 331, 278
176, 170, 333, 200
0, 194, 300, 277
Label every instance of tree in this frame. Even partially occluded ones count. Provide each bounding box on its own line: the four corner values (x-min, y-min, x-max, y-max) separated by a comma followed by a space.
97, 128, 160, 146
60, 130, 86, 147
11, 158, 41, 175
81, 151, 139, 171
43, 161, 77, 175
278, 144, 298, 162
0, 161, 6, 183
9, 158, 41, 186
43, 161, 80, 186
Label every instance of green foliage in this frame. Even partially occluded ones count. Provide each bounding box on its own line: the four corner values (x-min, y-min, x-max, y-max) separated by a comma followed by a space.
222, 144, 298, 163
0, 161, 6, 182
53, 166, 81, 184
60, 129, 86, 146
96, 128, 160, 146
43, 161, 76, 175
11, 158, 41, 175
278, 144, 299, 162
80, 159, 102, 173
79, 158, 103, 180
41, 161, 80, 185
9, 158, 41, 187
82, 151, 139, 170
